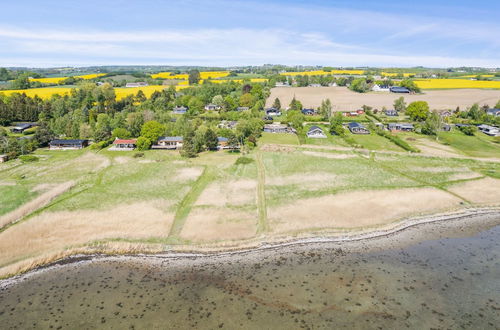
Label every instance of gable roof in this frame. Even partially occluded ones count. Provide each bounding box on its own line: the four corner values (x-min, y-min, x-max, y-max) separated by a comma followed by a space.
217, 137, 228, 142
49, 139, 88, 145
307, 125, 324, 133
113, 139, 137, 144
348, 122, 366, 128
158, 136, 183, 142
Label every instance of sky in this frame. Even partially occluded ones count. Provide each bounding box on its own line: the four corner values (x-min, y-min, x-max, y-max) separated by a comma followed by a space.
0, 0, 499, 68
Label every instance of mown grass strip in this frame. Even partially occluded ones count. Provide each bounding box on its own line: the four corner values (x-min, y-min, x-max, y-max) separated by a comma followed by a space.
168, 166, 216, 238
255, 152, 269, 233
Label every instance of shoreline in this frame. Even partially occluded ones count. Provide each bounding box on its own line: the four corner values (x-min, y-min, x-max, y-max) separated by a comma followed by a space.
1, 207, 499, 286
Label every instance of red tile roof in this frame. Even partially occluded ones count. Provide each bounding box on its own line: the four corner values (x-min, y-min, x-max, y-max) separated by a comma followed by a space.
113, 139, 137, 144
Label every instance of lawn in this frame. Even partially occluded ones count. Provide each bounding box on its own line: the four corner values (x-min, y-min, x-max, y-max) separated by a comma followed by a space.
259, 132, 300, 145
302, 124, 350, 147
437, 131, 500, 158
348, 132, 405, 151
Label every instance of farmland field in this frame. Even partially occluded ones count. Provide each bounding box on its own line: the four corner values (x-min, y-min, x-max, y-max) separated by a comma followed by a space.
267, 86, 500, 110
29, 74, 106, 84
415, 79, 500, 89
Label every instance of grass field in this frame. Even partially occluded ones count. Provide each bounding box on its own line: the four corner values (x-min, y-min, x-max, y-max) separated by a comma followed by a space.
436, 131, 500, 158
0, 135, 499, 277
348, 132, 405, 151
259, 132, 300, 145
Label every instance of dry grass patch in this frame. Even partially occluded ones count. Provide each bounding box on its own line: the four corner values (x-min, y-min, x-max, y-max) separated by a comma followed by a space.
180, 208, 257, 242
447, 178, 500, 205
0, 200, 173, 272
267, 173, 338, 189
114, 156, 132, 164
174, 167, 204, 182
0, 181, 75, 228
268, 188, 463, 233
195, 179, 257, 206
302, 150, 356, 159
412, 139, 461, 157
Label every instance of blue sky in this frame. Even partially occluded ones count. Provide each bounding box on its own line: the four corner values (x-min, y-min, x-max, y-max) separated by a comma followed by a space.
0, 0, 499, 67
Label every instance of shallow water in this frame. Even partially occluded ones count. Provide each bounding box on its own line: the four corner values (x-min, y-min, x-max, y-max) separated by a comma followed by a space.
1, 221, 499, 329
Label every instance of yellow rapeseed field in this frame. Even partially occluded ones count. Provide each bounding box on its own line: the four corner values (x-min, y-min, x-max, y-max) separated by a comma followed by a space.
29, 74, 105, 84
415, 79, 500, 89
280, 70, 364, 76
459, 74, 494, 78
151, 71, 230, 80
381, 72, 413, 77
0, 85, 188, 100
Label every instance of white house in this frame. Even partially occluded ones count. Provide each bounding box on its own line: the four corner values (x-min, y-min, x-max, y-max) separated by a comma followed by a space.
306, 126, 327, 138
371, 84, 390, 92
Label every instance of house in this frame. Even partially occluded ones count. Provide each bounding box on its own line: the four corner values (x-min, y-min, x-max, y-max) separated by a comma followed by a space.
152, 136, 183, 150
487, 108, 500, 117
348, 122, 370, 134
440, 111, 453, 117
454, 124, 470, 128
301, 108, 316, 116
218, 120, 238, 129
371, 84, 390, 92
265, 108, 281, 116
309, 83, 321, 87
11, 123, 34, 134
275, 82, 291, 87
0, 154, 8, 163
125, 82, 148, 88
263, 123, 296, 134
477, 124, 500, 136
384, 109, 398, 117
387, 123, 414, 132
217, 137, 240, 150
236, 107, 249, 112
342, 110, 364, 117
306, 126, 327, 138
390, 86, 411, 93
442, 124, 452, 131
172, 106, 188, 114
204, 104, 222, 111
110, 138, 137, 151
375, 122, 385, 130
49, 139, 89, 150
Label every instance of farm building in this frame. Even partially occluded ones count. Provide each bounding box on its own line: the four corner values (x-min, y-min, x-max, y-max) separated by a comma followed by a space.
204, 104, 222, 111
152, 136, 183, 150
217, 137, 239, 150
384, 109, 398, 116
49, 139, 89, 150
348, 122, 370, 134
172, 106, 188, 114
387, 123, 414, 132
306, 126, 327, 138
342, 109, 364, 117
125, 82, 148, 88
477, 124, 500, 136
390, 86, 410, 93
371, 84, 390, 92
0, 154, 8, 163
110, 138, 137, 151
263, 123, 296, 134
11, 123, 34, 134
265, 108, 282, 116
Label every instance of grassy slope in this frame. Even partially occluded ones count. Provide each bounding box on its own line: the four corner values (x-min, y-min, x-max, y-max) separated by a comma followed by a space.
259, 132, 300, 145
437, 131, 500, 158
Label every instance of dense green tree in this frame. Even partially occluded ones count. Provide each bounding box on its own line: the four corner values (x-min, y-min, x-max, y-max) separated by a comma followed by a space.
136, 136, 152, 150
467, 103, 482, 120
406, 101, 430, 121
399, 79, 421, 93
188, 70, 201, 85
112, 127, 132, 139
181, 125, 197, 158
394, 97, 407, 112
204, 128, 219, 150
421, 111, 442, 136
349, 78, 370, 93
11, 74, 31, 89
329, 112, 345, 136
140, 120, 165, 142
289, 96, 303, 112
319, 99, 332, 120
272, 97, 281, 110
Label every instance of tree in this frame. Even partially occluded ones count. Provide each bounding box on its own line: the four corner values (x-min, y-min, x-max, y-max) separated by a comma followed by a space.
406, 101, 430, 121
272, 97, 281, 110
136, 136, 152, 151
181, 126, 197, 158
239, 93, 254, 108
394, 97, 406, 113
204, 128, 218, 150
349, 78, 370, 93
467, 103, 481, 120
188, 70, 201, 85
135, 90, 147, 103
329, 112, 345, 136
34, 122, 54, 147
319, 99, 332, 120
421, 111, 442, 136
289, 96, 302, 112
112, 127, 131, 139
495, 100, 500, 109
211, 95, 224, 107
140, 120, 165, 142
94, 113, 112, 142
399, 79, 421, 93
11, 74, 31, 89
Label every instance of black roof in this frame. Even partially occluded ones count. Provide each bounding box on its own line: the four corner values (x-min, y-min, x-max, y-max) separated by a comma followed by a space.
14, 123, 33, 129
50, 139, 88, 145
308, 125, 323, 132
390, 87, 410, 93
348, 122, 365, 128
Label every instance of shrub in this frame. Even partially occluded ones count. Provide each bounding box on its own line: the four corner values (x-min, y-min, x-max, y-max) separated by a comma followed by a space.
89, 140, 111, 150
19, 155, 39, 162
136, 137, 152, 151
22, 127, 37, 135
375, 128, 420, 152
133, 152, 144, 158
235, 157, 253, 165
457, 125, 477, 136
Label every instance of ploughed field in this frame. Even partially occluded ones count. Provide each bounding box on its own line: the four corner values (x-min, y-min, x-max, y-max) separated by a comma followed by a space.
266, 86, 500, 110
0, 133, 500, 278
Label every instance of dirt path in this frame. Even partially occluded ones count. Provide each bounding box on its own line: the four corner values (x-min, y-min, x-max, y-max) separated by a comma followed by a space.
168, 167, 215, 240
256, 152, 269, 233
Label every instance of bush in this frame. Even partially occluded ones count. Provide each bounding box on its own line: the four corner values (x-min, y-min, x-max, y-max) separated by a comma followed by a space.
235, 157, 253, 165
133, 152, 144, 158
136, 137, 152, 151
19, 155, 39, 162
22, 127, 37, 135
89, 140, 111, 150
457, 125, 477, 136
